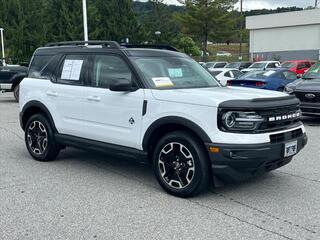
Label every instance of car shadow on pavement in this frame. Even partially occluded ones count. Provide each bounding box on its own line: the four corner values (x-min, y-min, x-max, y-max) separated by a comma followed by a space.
301, 116, 320, 126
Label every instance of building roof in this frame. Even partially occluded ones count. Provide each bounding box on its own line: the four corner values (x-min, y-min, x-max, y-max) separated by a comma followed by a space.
246, 8, 320, 30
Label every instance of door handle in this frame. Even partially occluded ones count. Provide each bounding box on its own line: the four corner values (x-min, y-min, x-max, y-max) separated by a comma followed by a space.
46, 91, 58, 97
87, 96, 101, 102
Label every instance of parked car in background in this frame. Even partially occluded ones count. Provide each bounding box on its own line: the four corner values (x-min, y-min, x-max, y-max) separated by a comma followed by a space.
241, 61, 281, 73
205, 61, 228, 71
224, 62, 252, 70
216, 51, 232, 57
281, 60, 315, 76
0, 61, 27, 101
209, 68, 242, 85
228, 69, 297, 91
285, 62, 320, 116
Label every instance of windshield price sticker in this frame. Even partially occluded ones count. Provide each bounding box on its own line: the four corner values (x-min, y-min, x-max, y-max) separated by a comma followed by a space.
152, 77, 174, 87
168, 68, 183, 78
61, 59, 84, 81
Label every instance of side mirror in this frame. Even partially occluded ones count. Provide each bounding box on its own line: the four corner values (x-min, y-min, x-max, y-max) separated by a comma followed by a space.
109, 78, 137, 92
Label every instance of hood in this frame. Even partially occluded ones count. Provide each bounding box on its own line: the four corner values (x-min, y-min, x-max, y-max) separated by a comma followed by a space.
290, 78, 320, 91
151, 87, 286, 107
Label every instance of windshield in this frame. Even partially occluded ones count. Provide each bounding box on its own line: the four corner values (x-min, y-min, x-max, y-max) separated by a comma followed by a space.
238, 70, 275, 80
132, 57, 220, 89
303, 62, 320, 79
249, 62, 266, 69
225, 62, 240, 68
281, 62, 295, 68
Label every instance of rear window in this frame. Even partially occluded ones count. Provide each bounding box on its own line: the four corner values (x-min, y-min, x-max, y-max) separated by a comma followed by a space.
28, 55, 53, 78
281, 62, 295, 68
239, 70, 274, 80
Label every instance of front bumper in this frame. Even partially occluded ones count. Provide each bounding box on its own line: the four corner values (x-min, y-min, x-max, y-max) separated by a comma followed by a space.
300, 102, 320, 116
206, 133, 307, 182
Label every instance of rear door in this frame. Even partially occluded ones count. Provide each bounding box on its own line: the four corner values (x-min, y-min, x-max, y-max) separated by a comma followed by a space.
46, 54, 88, 137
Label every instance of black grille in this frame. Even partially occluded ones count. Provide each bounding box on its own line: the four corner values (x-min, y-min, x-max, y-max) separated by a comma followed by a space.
270, 128, 303, 143
257, 105, 301, 132
294, 92, 320, 103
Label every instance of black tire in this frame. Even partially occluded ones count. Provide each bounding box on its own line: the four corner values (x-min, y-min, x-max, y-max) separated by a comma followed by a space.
25, 114, 60, 161
152, 131, 210, 197
13, 84, 20, 102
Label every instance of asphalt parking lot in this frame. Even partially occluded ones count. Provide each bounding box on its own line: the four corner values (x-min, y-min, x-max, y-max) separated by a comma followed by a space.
0, 92, 320, 240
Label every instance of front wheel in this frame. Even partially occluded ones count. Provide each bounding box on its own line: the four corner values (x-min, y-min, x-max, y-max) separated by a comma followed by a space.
152, 131, 210, 197
25, 114, 60, 161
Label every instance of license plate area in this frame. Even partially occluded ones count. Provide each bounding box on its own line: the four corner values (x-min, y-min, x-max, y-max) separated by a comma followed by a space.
284, 141, 298, 157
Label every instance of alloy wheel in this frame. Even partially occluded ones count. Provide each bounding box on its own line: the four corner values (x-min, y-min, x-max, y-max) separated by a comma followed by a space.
27, 121, 48, 155
158, 142, 195, 189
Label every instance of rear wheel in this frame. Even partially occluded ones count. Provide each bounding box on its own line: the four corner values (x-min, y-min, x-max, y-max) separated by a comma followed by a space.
25, 114, 60, 161
13, 84, 20, 102
152, 131, 210, 197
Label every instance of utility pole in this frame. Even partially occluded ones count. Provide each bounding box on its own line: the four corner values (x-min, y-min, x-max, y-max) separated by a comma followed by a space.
82, 0, 89, 42
0, 28, 5, 66
239, 0, 243, 61
315, 0, 318, 7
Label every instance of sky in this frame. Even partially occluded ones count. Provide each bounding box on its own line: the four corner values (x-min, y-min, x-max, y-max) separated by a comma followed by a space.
137, 0, 317, 10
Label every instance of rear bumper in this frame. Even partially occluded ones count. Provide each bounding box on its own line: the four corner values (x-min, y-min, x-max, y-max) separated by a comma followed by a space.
206, 133, 307, 182
0, 83, 12, 91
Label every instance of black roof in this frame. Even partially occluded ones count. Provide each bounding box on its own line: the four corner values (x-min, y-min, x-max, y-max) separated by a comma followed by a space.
35, 41, 185, 58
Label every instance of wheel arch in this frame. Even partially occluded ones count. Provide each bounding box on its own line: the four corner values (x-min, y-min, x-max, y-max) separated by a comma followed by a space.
10, 73, 27, 90
21, 101, 57, 132
142, 116, 211, 157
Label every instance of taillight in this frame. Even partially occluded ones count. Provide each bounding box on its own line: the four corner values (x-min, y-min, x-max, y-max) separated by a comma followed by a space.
255, 81, 265, 87
227, 80, 232, 86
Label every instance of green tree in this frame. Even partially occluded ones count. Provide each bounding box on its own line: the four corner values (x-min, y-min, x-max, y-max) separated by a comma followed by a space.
172, 35, 201, 56
176, 0, 237, 60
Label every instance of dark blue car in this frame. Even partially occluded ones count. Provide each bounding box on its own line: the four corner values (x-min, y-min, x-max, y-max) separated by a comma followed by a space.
227, 69, 298, 91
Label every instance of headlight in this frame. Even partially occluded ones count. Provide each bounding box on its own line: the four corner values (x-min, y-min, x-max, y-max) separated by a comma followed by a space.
284, 86, 294, 94
220, 111, 264, 132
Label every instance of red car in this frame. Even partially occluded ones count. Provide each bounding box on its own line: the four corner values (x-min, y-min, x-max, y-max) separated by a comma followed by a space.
281, 60, 316, 76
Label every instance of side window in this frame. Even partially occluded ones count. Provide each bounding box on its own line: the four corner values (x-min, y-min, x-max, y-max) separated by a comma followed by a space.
297, 63, 305, 70
224, 71, 232, 77
28, 55, 53, 78
215, 63, 226, 68
305, 62, 311, 68
57, 55, 87, 85
283, 71, 297, 80
92, 55, 132, 88
231, 70, 242, 78
267, 63, 276, 68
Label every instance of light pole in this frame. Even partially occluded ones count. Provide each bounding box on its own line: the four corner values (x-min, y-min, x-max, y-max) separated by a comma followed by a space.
82, 0, 89, 42
239, 0, 243, 61
316, 0, 318, 7
155, 31, 161, 44
0, 28, 5, 66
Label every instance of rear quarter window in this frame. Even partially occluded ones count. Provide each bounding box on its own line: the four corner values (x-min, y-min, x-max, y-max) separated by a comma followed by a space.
28, 55, 53, 78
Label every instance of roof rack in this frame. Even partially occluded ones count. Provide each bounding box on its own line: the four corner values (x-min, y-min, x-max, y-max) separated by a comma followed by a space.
121, 44, 179, 52
45, 41, 121, 48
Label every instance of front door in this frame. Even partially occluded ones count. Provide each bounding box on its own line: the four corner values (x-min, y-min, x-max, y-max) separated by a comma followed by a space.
82, 54, 145, 150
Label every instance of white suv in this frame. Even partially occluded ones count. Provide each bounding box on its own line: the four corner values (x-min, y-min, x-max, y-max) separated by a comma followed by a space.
19, 41, 307, 197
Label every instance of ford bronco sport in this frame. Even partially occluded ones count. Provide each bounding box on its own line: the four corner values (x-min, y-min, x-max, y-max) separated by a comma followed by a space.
19, 41, 307, 197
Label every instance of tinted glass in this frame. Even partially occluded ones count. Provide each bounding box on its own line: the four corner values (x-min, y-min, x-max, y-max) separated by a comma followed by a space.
231, 70, 242, 78
215, 63, 226, 68
210, 71, 222, 76
28, 55, 53, 78
283, 71, 297, 80
239, 70, 275, 80
224, 71, 232, 77
249, 62, 266, 68
92, 55, 132, 88
132, 57, 219, 89
303, 62, 320, 79
225, 62, 240, 68
281, 62, 295, 68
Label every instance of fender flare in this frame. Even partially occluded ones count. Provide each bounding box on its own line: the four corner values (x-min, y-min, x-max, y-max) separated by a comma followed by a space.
21, 100, 57, 132
142, 116, 211, 151
10, 72, 27, 90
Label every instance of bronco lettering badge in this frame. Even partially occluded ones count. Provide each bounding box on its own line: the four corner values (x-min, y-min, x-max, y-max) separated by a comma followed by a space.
268, 111, 301, 122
